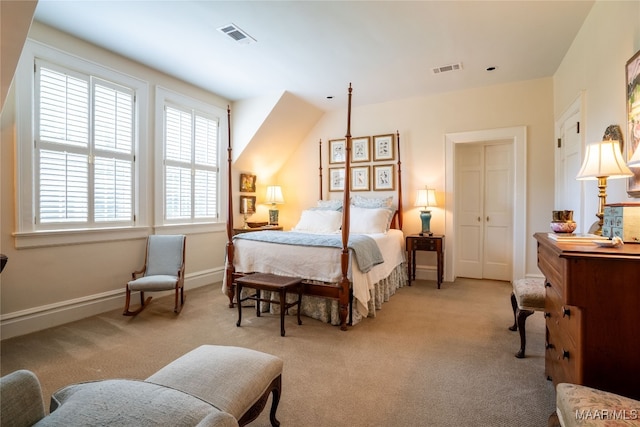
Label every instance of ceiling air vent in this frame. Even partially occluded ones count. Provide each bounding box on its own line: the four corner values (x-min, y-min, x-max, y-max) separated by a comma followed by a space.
432, 62, 463, 74
217, 23, 256, 45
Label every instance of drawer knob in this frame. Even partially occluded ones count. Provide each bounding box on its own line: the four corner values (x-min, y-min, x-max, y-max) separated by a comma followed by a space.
562, 307, 571, 318
545, 281, 551, 288
562, 349, 570, 360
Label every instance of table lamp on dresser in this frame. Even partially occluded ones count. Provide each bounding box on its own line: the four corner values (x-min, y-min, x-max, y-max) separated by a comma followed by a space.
576, 140, 632, 235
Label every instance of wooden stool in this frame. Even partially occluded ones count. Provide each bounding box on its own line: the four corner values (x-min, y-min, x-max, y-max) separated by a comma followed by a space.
236, 273, 303, 337
508, 278, 546, 358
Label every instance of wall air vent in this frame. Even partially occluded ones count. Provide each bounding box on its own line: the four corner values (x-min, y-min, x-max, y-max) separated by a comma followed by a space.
217, 23, 256, 45
432, 62, 463, 74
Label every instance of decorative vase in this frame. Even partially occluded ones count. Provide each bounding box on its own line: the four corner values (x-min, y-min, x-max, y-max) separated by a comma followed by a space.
551, 210, 577, 233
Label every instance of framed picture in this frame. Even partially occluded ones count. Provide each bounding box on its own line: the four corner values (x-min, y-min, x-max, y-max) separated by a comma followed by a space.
351, 136, 371, 162
373, 164, 395, 191
240, 173, 256, 193
328, 167, 345, 192
373, 134, 395, 161
239, 195, 256, 214
329, 139, 346, 164
350, 166, 370, 191
626, 49, 640, 197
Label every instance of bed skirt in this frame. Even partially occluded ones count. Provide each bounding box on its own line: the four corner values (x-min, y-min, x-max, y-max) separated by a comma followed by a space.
249, 263, 407, 327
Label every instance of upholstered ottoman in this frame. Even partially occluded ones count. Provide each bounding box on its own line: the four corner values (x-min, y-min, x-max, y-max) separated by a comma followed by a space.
146, 345, 283, 427
44, 379, 238, 426
555, 383, 640, 426
508, 277, 546, 358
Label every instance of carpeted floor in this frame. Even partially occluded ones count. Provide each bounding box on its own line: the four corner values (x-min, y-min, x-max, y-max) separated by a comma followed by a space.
1, 277, 555, 426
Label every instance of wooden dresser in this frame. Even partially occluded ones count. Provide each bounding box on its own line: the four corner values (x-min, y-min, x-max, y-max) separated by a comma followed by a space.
534, 233, 640, 399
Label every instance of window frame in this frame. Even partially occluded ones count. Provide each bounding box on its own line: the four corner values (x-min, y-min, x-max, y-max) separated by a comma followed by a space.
154, 86, 226, 228
14, 39, 150, 248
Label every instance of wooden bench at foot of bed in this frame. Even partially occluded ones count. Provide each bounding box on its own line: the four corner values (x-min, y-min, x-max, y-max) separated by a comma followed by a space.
235, 273, 303, 337
228, 273, 353, 331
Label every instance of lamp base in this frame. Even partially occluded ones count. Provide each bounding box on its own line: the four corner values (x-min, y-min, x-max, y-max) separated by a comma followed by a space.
269, 209, 279, 226
419, 210, 432, 236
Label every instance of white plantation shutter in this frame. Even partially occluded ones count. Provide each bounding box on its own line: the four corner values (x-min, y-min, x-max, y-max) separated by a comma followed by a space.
92, 80, 134, 222
94, 157, 132, 221
39, 150, 88, 222
164, 105, 218, 221
38, 66, 89, 147
35, 60, 135, 227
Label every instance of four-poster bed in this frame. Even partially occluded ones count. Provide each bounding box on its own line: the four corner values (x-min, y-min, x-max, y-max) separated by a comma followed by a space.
224, 84, 406, 330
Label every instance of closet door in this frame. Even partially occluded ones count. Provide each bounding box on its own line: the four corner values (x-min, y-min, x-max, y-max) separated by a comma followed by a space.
456, 145, 484, 278
456, 143, 513, 280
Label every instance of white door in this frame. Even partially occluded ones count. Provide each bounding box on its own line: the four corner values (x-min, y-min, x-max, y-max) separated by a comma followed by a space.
455, 144, 483, 278
455, 142, 513, 280
556, 111, 584, 231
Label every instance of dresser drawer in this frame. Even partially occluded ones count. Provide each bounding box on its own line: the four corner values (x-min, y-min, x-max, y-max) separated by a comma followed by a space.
537, 242, 564, 294
546, 286, 582, 348
546, 321, 581, 385
413, 239, 440, 251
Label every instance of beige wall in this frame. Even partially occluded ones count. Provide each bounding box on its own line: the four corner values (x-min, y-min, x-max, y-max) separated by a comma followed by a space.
554, 0, 640, 214
279, 78, 556, 280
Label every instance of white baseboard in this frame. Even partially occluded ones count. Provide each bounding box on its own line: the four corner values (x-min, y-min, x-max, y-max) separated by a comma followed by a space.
0, 268, 224, 340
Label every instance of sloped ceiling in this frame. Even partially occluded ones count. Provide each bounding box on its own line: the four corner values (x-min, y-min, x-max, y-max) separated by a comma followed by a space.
233, 91, 323, 180
0, 1, 37, 113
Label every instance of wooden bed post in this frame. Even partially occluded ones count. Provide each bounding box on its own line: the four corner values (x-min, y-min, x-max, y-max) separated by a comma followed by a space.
339, 84, 353, 331
396, 130, 403, 230
225, 105, 236, 308
319, 139, 323, 200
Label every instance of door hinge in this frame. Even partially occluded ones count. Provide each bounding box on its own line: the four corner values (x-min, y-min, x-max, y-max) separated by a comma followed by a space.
557, 138, 562, 148
576, 122, 580, 133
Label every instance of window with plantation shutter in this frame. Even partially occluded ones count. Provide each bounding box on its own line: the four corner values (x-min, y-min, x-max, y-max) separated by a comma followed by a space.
34, 60, 135, 228
163, 103, 219, 223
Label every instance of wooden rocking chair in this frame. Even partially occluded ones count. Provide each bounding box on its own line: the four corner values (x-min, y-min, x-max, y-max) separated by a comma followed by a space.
123, 235, 186, 316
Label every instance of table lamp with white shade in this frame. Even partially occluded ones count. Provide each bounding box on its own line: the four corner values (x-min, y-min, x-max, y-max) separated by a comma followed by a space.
266, 185, 284, 225
415, 187, 437, 236
576, 140, 632, 235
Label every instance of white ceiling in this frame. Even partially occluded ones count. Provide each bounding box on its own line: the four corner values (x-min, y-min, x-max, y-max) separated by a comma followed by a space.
33, 0, 594, 111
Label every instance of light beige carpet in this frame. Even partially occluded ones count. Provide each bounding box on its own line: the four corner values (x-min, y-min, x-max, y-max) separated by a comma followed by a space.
1, 278, 555, 426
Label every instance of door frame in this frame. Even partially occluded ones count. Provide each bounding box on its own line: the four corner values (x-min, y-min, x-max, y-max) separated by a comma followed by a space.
445, 126, 527, 282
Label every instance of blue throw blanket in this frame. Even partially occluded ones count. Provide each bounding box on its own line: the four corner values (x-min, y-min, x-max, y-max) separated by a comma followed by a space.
234, 231, 384, 273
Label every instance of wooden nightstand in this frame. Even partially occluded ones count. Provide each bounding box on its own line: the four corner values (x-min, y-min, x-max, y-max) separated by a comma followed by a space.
233, 225, 283, 235
406, 234, 444, 288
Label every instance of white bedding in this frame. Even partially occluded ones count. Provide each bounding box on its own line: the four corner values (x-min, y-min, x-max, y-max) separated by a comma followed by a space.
228, 229, 405, 318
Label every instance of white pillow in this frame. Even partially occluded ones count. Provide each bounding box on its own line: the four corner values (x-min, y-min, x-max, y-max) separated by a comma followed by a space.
349, 206, 391, 234
293, 210, 342, 234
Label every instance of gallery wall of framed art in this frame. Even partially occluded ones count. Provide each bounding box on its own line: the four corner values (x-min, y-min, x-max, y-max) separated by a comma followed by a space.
327, 133, 397, 192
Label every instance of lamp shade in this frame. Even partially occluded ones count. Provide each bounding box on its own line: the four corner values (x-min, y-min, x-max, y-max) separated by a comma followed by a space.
415, 188, 437, 208
576, 140, 632, 180
265, 186, 284, 204
628, 144, 640, 168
